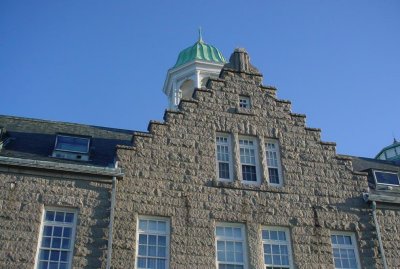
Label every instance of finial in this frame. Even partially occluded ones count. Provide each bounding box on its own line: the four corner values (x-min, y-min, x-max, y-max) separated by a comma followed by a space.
394, 137, 398, 144
198, 27, 203, 43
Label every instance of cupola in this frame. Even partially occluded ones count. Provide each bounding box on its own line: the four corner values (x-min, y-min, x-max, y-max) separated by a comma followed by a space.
163, 30, 226, 110
375, 139, 400, 161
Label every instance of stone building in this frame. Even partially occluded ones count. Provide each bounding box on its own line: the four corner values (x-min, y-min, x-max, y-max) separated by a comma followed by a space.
1, 38, 399, 269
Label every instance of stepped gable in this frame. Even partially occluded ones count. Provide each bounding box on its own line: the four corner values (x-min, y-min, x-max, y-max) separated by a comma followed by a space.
113, 48, 372, 267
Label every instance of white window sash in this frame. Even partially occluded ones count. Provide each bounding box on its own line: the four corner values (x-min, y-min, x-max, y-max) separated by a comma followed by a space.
136, 216, 170, 269
261, 226, 293, 269
216, 134, 233, 181
215, 223, 247, 269
35, 207, 77, 269
239, 136, 260, 184
265, 140, 283, 186
330, 231, 361, 269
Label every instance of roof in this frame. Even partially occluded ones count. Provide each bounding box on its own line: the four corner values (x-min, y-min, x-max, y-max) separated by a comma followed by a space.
375, 139, 400, 161
173, 37, 226, 68
351, 156, 400, 172
0, 115, 134, 168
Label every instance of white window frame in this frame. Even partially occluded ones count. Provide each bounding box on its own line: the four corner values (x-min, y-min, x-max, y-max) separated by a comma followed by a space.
136, 216, 170, 269
261, 226, 293, 269
372, 170, 400, 187
265, 140, 283, 187
215, 222, 248, 269
239, 136, 261, 185
330, 231, 361, 269
216, 133, 234, 182
35, 207, 78, 269
239, 96, 251, 109
54, 134, 90, 154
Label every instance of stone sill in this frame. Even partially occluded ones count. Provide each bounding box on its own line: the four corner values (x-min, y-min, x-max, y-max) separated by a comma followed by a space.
234, 107, 256, 116
212, 179, 287, 193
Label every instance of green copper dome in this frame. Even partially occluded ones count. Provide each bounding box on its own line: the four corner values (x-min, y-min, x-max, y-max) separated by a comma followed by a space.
375, 139, 400, 161
174, 36, 226, 68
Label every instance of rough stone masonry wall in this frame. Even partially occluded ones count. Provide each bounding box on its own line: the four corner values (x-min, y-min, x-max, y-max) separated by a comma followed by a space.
0, 168, 111, 269
114, 53, 381, 268
376, 207, 400, 269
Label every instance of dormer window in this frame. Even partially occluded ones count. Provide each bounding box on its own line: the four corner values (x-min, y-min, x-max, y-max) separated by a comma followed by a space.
52, 134, 91, 161
239, 96, 250, 109
55, 135, 90, 153
373, 170, 400, 186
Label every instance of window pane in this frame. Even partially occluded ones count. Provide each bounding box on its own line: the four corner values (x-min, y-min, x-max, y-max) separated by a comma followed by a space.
61, 239, 70, 249
53, 226, 62, 237
45, 211, 55, 221
65, 213, 74, 223
55, 212, 64, 222
242, 165, 257, 181
63, 227, 71, 237
60, 251, 68, 262
38, 261, 48, 269
39, 250, 50, 260
219, 163, 230, 179
374, 171, 400, 185
158, 236, 166, 246
55, 135, 90, 153
137, 257, 146, 268
44, 226, 53, 236
268, 168, 280, 184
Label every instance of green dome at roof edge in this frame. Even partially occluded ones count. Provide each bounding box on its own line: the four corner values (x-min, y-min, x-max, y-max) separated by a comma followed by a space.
375, 139, 400, 160
173, 40, 226, 68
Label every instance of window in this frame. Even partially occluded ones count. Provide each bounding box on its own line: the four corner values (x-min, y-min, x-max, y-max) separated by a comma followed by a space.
54, 135, 90, 154
216, 134, 233, 180
239, 137, 259, 183
373, 170, 400, 186
36, 209, 77, 269
261, 227, 293, 269
265, 141, 282, 186
331, 232, 360, 269
239, 96, 250, 109
215, 223, 247, 269
137, 217, 170, 269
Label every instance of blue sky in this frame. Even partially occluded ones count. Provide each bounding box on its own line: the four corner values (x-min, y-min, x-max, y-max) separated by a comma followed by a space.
1, 1, 399, 158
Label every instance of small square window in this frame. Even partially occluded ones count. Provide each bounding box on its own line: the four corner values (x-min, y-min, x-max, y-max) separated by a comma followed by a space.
239, 96, 250, 109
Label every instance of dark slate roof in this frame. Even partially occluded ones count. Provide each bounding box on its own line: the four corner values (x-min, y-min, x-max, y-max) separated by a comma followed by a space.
349, 156, 400, 191
351, 156, 400, 173
0, 115, 134, 167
